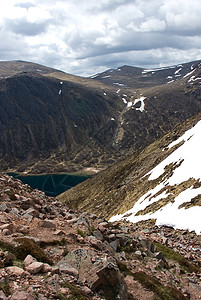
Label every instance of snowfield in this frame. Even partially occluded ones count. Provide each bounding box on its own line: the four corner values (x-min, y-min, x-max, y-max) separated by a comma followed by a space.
110, 120, 201, 234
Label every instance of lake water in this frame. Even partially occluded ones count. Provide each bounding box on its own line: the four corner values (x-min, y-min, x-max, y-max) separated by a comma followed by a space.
8, 173, 91, 197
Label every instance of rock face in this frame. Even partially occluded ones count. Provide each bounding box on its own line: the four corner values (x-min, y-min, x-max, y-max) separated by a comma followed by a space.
0, 173, 200, 299
57, 248, 128, 299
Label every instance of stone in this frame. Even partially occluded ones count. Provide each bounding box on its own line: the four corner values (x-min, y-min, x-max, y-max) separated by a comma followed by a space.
10, 291, 35, 300
6, 266, 27, 277
0, 203, 8, 212
139, 236, 156, 253
155, 252, 167, 262
135, 250, 142, 256
0, 290, 6, 300
3, 251, 15, 267
2, 229, 12, 236
57, 248, 128, 300
42, 263, 53, 273
92, 230, 104, 241
110, 240, 120, 251
17, 225, 29, 234
24, 255, 37, 267
24, 207, 39, 218
98, 222, 108, 233
0, 223, 15, 233
42, 220, 56, 230
88, 236, 104, 250
58, 263, 79, 277
26, 262, 44, 274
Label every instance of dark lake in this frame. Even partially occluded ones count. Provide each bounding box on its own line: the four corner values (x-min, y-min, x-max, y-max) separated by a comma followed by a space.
8, 173, 91, 197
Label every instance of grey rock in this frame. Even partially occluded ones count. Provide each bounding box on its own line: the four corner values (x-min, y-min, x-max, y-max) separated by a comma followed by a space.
42, 220, 56, 230
92, 230, 103, 241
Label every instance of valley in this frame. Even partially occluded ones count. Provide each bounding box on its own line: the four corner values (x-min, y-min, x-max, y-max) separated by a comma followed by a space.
0, 59, 201, 299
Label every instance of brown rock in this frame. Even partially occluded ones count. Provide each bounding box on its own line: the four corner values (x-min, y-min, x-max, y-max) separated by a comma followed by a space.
0, 290, 6, 300
98, 222, 108, 233
10, 291, 35, 300
26, 262, 44, 274
6, 266, 27, 277
42, 220, 56, 230
0, 223, 15, 233
24, 255, 37, 267
58, 263, 79, 277
42, 263, 53, 273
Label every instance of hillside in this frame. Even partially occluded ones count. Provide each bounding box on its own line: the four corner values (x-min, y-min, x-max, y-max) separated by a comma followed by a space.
58, 113, 201, 234
0, 173, 200, 299
0, 61, 123, 173
90, 60, 201, 89
1, 60, 201, 174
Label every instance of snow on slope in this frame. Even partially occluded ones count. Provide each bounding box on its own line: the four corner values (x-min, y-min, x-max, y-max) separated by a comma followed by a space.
110, 120, 201, 234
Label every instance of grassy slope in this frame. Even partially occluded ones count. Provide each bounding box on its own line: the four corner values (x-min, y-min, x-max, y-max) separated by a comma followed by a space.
57, 113, 201, 219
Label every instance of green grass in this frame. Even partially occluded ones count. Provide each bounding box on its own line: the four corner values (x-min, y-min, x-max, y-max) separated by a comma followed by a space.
61, 282, 90, 300
15, 238, 52, 265
116, 261, 187, 300
0, 281, 10, 297
154, 242, 200, 273
133, 271, 187, 300
76, 229, 86, 238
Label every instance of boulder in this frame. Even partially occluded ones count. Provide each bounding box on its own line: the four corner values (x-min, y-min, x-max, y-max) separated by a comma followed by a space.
57, 248, 128, 300
6, 266, 27, 277
26, 262, 44, 274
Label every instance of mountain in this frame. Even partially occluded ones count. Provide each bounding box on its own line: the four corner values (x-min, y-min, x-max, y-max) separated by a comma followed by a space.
1, 60, 201, 174
58, 113, 201, 234
90, 60, 201, 89
0, 173, 200, 299
0, 61, 123, 173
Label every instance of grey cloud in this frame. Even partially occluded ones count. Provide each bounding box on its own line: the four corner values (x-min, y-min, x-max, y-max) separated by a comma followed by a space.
15, 2, 34, 9
6, 19, 49, 36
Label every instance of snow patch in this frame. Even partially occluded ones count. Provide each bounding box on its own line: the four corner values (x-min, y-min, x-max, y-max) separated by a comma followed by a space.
183, 69, 196, 78
133, 96, 146, 112
113, 83, 126, 86
127, 101, 132, 108
110, 119, 201, 234
102, 75, 111, 78
122, 98, 127, 104
58, 90, 62, 95
175, 68, 182, 75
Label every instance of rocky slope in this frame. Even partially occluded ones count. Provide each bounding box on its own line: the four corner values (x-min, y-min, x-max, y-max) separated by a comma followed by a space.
58, 113, 201, 235
1, 60, 201, 174
0, 173, 200, 299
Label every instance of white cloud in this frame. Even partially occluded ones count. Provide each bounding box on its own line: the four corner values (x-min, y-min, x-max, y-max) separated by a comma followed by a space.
0, 0, 201, 76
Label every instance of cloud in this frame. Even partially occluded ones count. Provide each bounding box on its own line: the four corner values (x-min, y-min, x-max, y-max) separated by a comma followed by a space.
0, 0, 201, 76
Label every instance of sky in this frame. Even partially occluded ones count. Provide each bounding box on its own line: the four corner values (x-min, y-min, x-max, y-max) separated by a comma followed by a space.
1, 0, 201, 76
